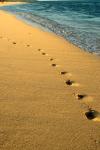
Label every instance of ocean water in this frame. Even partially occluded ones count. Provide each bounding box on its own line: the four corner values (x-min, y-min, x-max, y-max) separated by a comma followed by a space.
0, 0, 100, 54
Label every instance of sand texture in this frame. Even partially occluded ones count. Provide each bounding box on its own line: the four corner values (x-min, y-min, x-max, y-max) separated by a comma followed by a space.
0, 9, 100, 150
0, 2, 26, 6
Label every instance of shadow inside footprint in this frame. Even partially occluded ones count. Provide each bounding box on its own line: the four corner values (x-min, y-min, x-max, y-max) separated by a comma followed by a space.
85, 109, 99, 120
50, 58, 54, 61
38, 49, 41, 51
76, 94, 87, 100
13, 42, 16, 44
75, 94, 93, 102
27, 44, 30, 47
66, 80, 74, 86
61, 71, 67, 75
42, 52, 46, 55
52, 64, 56, 67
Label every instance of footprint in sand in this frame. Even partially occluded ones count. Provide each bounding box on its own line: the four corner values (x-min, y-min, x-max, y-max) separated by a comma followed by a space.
50, 58, 54, 61
42, 52, 46, 55
65, 80, 79, 87
75, 94, 93, 102
38, 49, 41, 51
38, 49, 44, 52
61, 71, 72, 77
76, 94, 87, 100
27, 44, 30, 47
12, 42, 16, 45
85, 109, 100, 122
61, 71, 68, 75
38, 49, 48, 55
51, 63, 57, 67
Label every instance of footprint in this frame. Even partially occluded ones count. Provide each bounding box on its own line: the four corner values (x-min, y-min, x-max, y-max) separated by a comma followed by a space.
65, 80, 79, 86
66, 80, 74, 85
42, 52, 46, 55
27, 44, 30, 47
60, 71, 72, 76
51, 64, 57, 67
50, 58, 54, 61
38, 49, 41, 51
12, 42, 16, 45
75, 94, 93, 102
61, 71, 72, 76
61, 71, 67, 75
85, 109, 100, 121
76, 94, 87, 100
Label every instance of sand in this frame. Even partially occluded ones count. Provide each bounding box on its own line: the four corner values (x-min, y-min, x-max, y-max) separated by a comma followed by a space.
0, 6, 100, 150
0, 2, 26, 6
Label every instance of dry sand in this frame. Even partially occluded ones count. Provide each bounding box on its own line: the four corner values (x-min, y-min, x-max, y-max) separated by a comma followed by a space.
0, 7, 100, 150
0, 2, 26, 6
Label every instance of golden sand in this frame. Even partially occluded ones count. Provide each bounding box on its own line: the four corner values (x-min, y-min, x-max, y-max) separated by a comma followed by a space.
0, 2, 26, 6
0, 7, 100, 150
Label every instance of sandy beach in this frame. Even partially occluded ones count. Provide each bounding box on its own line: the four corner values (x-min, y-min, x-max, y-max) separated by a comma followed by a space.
0, 4, 100, 150
0, 2, 26, 6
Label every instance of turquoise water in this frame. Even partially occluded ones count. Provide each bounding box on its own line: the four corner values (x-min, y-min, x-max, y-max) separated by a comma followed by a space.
0, 1, 100, 54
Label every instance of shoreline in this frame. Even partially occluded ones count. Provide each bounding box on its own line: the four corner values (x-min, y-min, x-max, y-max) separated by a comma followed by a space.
13, 14, 100, 57
0, 2, 99, 56
0, 6, 100, 150
1, 9, 100, 58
